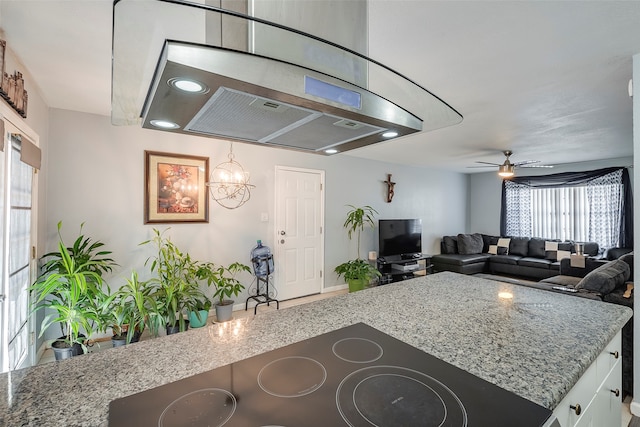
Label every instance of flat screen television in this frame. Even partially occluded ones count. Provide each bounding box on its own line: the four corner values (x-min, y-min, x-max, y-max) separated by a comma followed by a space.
378, 219, 422, 258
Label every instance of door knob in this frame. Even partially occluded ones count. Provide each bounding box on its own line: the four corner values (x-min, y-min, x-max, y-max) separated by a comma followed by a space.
280, 231, 286, 235
280, 239, 285, 244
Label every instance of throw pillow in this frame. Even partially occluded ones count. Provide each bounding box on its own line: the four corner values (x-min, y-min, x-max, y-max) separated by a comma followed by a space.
481, 234, 499, 253
488, 245, 498, 255
545, 241, 572, 261
457, 233, 484, 255
509, 237, 529, 257
576, 259, 631, 294
618, 252, 634, 280
497, 238, 510, 255
442, 236, 458, 254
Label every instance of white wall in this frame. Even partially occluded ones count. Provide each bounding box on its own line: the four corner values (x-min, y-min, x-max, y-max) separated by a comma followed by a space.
468, 157, 634, 235
44, 109, 468, 339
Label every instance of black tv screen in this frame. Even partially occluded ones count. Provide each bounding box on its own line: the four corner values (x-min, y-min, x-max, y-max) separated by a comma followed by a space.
378, 219, 422, 257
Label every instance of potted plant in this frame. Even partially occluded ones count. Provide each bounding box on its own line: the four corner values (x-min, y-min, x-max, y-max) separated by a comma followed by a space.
334, 205, 381, 292
203, 261, 250, 322
105, 270, 163, 345
141, 228, 205, 334
30, 221, 116, 359
187, 297, 211, 328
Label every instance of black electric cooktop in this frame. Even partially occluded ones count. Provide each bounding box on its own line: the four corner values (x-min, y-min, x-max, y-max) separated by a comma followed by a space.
109, 323, 553, 426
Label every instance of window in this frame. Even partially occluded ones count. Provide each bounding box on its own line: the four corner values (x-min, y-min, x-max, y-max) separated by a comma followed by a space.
501, 168, 632, 252
0, 117, 40, 373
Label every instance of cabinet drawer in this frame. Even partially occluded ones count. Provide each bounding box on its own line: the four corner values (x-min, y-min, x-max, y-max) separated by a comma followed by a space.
595, 332, 621, 385
554, 361, 597, 427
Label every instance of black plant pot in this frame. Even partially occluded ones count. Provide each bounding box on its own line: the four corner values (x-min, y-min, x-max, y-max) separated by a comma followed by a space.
166, 320, 189, 335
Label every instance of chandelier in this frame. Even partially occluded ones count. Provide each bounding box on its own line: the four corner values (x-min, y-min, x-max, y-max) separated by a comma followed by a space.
207, 144, 255, 209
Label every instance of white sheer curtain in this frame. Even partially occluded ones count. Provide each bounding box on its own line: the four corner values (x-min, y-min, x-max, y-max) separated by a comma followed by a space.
504, 169, 624, 250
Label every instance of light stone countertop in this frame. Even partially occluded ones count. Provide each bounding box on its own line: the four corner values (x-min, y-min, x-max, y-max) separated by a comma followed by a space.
0, 271, 632, 426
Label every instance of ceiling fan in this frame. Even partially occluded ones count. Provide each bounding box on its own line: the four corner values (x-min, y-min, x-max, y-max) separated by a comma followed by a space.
470, 150, 553, 177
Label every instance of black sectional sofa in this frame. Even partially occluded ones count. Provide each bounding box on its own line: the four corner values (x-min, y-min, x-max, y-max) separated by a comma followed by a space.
432, 233, 599, 279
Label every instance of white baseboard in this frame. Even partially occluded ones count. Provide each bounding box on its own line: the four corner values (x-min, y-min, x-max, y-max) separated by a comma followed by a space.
630, 399, 640, 416
322, 284, 348, 293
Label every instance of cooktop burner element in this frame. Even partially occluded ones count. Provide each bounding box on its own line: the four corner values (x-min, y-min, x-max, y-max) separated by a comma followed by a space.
332, 337, 383, 363
337, 366, 466, 426
158, 388, 236, 427
109, 323, 554, 427
258, 356, 326, 397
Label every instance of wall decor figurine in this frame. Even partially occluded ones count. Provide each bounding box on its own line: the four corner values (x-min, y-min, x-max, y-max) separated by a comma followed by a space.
384, 173, 396, 203
0, 39, 28, 118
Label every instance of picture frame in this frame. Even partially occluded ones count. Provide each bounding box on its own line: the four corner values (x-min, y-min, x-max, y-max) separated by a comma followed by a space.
144, 150, 209, 223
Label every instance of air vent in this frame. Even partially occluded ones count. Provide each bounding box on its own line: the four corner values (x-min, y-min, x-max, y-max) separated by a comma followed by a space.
251, 98, 289, 113
333, 119, 364, 130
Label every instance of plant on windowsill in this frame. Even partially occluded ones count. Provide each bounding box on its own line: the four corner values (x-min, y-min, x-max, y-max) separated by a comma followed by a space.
198, 261, 250, 322
334, 205, 381, 292
30, 221, 116, 360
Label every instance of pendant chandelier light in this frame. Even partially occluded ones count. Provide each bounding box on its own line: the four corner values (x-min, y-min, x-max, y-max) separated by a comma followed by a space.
207, 143, 254, 209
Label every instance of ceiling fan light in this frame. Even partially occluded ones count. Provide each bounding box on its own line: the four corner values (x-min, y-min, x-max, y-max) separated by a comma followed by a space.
498, 164, 514, 177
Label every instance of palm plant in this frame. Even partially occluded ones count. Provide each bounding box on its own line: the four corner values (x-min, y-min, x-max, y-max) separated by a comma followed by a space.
343, 205, 378, 259
335, 205, 380, 292
31, 222, 115, 353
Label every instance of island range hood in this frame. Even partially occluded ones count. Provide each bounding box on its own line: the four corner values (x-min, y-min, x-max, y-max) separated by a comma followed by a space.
112, 0, 463, 155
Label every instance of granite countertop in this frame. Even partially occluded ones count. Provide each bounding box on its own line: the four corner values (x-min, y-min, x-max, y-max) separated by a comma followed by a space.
0, 271, 632, 426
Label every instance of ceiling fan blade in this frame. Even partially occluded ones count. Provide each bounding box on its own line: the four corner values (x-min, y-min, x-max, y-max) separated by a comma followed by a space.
513, 160, 539, 166
474, 161, 501, 166
520, 164, 554, 168
467, 165, 497, 168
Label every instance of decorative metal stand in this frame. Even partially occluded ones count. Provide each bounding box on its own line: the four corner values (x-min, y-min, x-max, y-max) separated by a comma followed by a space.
245, 254, 279, 314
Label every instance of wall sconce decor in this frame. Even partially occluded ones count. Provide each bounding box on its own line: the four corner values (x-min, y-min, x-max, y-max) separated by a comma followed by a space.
0, 40, 28, 118
384, 173, 396, 203
207, 143, 255, 209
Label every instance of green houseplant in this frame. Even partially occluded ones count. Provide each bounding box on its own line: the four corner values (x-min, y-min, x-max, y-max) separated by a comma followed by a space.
141, 228, 206, 334
334, 205, 381, 292
106, 271, 163, 345
201, 261, 250, 322
30, 221, 116, 359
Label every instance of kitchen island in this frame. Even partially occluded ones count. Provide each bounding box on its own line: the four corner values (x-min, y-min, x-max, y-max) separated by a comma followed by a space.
0, 272, 632, 426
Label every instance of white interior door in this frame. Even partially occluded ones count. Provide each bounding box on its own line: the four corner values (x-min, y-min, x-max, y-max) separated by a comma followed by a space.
274, 166, 324, 300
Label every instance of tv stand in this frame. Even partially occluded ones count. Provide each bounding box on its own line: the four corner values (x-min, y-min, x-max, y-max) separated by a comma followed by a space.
376, 254, 433, 284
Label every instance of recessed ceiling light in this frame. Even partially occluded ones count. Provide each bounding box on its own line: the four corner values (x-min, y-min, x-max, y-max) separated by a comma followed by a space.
325, 149, 338, 154
382, 131, 398, 138
150, 119, 180, 129
168, 78, 209, 94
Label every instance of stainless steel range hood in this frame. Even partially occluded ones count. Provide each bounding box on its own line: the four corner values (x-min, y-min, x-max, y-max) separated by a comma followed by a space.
113, 0, 463, 155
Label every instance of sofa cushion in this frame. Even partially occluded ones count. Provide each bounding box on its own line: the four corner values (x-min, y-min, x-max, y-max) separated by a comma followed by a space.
509, 237, 530, 257
581, 242, 599, 257
481, 234, 499, 253
576, 258, 630, 294
489, 254, 521, 265
618, 252, 634, 279
442, 236, 458, 254
528, 238, 547, 258
540, 275, 582, 288
457, 233, 484, 255
518, 257, 552, 269
432, 253, 490, 266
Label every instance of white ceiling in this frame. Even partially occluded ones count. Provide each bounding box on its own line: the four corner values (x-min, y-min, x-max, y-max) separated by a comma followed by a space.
0, 0, 638, 173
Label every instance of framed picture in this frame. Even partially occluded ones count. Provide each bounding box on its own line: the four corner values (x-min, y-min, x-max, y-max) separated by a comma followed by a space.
144, 151, 209, 223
